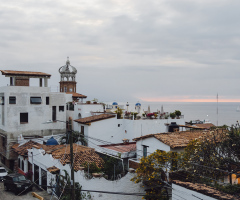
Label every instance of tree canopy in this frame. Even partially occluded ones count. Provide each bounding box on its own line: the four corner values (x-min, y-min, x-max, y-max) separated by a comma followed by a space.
132, 126, 240, 199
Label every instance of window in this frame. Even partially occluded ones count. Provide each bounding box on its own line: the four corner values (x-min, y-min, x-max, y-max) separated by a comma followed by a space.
118, 124, 120, 127
10, 77, 14, 86
2, 136, 5, 148
69, 103, 74, 111
59, 106, 64, 112
20, 113, 28, 123
30, 97, 42, 104
143, 145, 148, 157
81, 126, 84, 135
52, 106, 56, 121
18, 158, 20, 168
0, 96, 4, 105
22, 160, 24, 171
9, 96, 16, 104
46, 97, 49, 105
64, 86, 67, 92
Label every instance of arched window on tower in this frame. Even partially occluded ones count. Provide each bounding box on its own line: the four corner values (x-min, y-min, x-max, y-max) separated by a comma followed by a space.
64, 86, 67, 92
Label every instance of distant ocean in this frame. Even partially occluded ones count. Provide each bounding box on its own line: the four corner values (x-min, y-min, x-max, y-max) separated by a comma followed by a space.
107, 102, 240, 126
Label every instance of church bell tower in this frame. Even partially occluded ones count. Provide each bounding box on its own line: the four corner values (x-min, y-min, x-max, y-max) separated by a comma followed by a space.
59, 57, 77, 93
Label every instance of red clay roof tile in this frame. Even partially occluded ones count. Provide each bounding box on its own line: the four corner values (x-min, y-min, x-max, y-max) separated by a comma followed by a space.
133, 130, 221, 148
74, 114, 115, 124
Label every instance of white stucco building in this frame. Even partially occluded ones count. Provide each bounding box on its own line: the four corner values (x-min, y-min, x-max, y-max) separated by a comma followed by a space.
74, 114, 185, 150
0, 70, 66, 170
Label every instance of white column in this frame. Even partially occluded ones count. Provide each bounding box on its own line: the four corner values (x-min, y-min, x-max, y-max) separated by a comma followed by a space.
44, 78, 48, 87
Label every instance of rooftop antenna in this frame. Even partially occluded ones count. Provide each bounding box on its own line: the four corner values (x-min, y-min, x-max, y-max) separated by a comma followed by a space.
217, 93, 218, 127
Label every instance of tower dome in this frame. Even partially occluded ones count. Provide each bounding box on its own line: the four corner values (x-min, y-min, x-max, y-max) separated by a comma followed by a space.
59, 57, 77, 75
112, 102, 118, 105
135, 102, 141, 106
135, 102, 141, 114
46, 136, 59, 146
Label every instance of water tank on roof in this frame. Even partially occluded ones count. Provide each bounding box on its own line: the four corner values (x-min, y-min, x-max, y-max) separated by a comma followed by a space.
46, 136, 59, 146
168, 122, 179, 132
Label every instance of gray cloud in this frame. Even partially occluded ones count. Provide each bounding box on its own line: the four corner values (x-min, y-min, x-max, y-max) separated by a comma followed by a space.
0, 0, 240, 102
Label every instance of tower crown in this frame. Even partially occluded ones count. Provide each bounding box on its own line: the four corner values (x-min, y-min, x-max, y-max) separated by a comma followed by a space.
59, 57, 77, 76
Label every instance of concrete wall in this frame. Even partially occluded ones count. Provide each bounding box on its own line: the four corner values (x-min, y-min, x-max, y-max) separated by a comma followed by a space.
172, 184, 217, 200
0, 86, 67, 160
0, 86, 66, 136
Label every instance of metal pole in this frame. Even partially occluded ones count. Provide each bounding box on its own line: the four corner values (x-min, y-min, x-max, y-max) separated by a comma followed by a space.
69, 120, 75, 200
114, 164, 115, 180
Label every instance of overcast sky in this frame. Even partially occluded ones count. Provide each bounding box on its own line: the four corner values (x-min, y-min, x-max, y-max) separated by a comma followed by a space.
1, 0, 240, 103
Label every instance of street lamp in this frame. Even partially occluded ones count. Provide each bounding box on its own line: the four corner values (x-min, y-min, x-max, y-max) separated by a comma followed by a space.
43, 119, 75, 200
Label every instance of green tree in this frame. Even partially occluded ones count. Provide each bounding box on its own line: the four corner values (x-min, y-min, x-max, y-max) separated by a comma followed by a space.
132, 126, 240, 197
174, 110, 181, 118
114, 107, 123, 119
169, 112, 176, 119
55, 170, 91, 200
102, 156, 123, 180
131, 150, 177, 199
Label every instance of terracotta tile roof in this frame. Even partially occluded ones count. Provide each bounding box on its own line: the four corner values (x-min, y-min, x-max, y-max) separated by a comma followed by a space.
12, 141, 43, 156
74, 114, 115, 124
133, 131, 212, 148
99, 142, 136, 153
61, 151, 104, 171
66, 92, 87, 98
51, 143, 94, 159
47, 166, 60, 173
1, 70, 51, 77
173, 180, 238, 200
12, 140, 67, 156
12, 143, 20, 149
193, 123, 215, 129
52, 144, 104, 171
13, 141, 104, 172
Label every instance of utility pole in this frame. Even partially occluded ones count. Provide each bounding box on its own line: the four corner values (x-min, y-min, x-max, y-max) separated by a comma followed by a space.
68, 120, 75, 200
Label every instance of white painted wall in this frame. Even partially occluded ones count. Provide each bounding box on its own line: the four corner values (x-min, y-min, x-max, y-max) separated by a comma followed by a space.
0, 86, 66, 136
75, 117, 185, 150
136, 137, 171, 159
67, 102, 104, 130
172, 183, 217, 200
18, 155, 28, 173
28, 148, 144, 200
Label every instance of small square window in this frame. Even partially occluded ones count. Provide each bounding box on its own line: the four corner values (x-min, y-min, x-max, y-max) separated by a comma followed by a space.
59, 106, 64, 112
30, 97, 42, 104
20, 113, 28, 124
9, 96, 16, 104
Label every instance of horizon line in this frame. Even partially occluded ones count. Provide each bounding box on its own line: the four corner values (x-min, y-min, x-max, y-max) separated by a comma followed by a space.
139, 98, 240, 103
